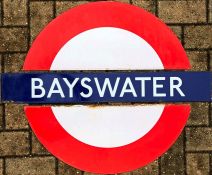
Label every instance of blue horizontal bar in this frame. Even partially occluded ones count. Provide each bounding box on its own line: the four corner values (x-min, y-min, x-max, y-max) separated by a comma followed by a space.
1, 72, 211, 104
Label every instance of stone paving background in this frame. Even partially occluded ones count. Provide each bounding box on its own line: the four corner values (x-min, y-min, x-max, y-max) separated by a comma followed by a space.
0, 0, 211, 174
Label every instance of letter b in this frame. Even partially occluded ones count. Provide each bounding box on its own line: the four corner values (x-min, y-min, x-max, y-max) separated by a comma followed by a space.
31, 78, 45, 98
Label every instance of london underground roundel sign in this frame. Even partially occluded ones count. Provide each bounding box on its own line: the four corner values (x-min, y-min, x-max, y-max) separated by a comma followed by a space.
24, 2, 191, 174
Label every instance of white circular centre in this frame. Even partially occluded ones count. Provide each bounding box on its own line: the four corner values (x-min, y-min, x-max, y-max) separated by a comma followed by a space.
50, 27, 165, 148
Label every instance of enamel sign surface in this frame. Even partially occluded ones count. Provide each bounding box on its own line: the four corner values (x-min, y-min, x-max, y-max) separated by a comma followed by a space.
21, 2, 192, 174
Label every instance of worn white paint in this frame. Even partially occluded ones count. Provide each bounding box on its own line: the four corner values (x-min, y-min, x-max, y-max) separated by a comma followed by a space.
52, 105, 165, 148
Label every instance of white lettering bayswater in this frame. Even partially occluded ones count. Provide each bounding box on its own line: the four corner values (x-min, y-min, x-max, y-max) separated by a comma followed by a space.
31, 76, 185, 98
